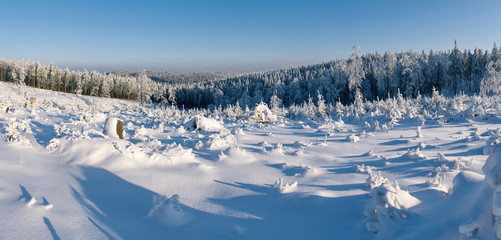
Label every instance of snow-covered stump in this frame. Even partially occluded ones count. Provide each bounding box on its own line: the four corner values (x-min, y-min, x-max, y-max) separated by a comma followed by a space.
103, 117, 124, 139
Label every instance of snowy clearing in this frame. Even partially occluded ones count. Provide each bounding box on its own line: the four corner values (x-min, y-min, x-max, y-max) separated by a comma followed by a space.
1, 81, 501, 239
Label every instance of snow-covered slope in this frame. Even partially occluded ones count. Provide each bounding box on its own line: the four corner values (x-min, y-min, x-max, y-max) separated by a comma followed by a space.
0, 82, 500, 239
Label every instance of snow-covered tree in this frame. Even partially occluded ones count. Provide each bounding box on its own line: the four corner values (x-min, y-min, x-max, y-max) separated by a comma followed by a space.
348, 45, 364, 103
480, 59, 501, 96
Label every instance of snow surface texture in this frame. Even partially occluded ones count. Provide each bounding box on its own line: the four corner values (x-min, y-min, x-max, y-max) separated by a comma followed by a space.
1, 81, 501, 239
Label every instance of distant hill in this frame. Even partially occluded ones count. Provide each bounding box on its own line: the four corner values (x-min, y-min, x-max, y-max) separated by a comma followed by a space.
111, 70, 239, 84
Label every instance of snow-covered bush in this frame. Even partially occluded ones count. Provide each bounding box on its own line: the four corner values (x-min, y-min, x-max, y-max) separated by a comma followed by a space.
364, 180, 420, 233
346, 134, 360, 143
250, 103, 277, 123
45, 138, 60, 152
364, 170, 420, 233
273, 177, 298, 194
356, 164, 376, 173
366, 170, 388, 190
4, 118, 32, 146
435, 153, 468, 171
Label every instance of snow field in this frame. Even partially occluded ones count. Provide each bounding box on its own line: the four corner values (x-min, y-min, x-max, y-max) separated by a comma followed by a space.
1, 81, 501, 239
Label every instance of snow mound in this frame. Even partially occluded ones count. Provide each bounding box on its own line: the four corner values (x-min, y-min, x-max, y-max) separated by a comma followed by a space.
232, 128, 245, 135
5, 118, 32, 146
456, 142, 501, 238
186, 115, 225, 132
364, 180, 420, 233
435, 153, 468, 171
272, 143, 285, 154
484, 128, 501, 155
364, 171, 420, 233
147, 194, 189, 227
366, 170, 389, 190
279, 163, 320, 177
482, 144, 501, 189
453, 171, 484, 189
250, 103, 277, 123
273, 178, 298, 194
218, 146, 256, 163
402, 148, 426, 160
346, 134, 360, 143
45, 138, 60, 152
208, 133, 237, 150
294, 139, 311, 148
157, 143, 197, 165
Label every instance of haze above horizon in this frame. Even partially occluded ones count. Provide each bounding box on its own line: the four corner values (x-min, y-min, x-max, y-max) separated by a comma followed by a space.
1, 0, 500, 73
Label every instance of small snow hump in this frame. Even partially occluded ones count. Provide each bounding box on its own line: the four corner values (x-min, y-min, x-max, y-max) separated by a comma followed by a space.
186, 115, 225, 132
147, 194, 189, 227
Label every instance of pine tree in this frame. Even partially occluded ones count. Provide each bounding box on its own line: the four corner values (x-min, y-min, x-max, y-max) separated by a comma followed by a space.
348, 45, 364, 103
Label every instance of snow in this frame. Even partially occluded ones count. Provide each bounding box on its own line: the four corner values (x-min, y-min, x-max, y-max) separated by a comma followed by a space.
186, 115, 225, 132
1, 81, 500, 239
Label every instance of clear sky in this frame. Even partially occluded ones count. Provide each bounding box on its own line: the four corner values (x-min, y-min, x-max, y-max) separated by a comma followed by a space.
1, 0, 500, 73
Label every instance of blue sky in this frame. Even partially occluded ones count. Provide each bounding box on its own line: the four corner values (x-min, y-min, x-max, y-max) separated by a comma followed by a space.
1, 0, 500, 73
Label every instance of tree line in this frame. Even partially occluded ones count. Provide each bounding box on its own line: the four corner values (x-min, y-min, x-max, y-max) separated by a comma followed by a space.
172, 41, 501, 108
1, 41, 500, 109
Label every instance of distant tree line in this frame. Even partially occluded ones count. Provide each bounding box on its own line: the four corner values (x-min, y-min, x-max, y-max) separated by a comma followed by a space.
1, 41, 500, 109
0, 60, 170, 104
112, 70, 238, 85
172, 41, 501, 108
